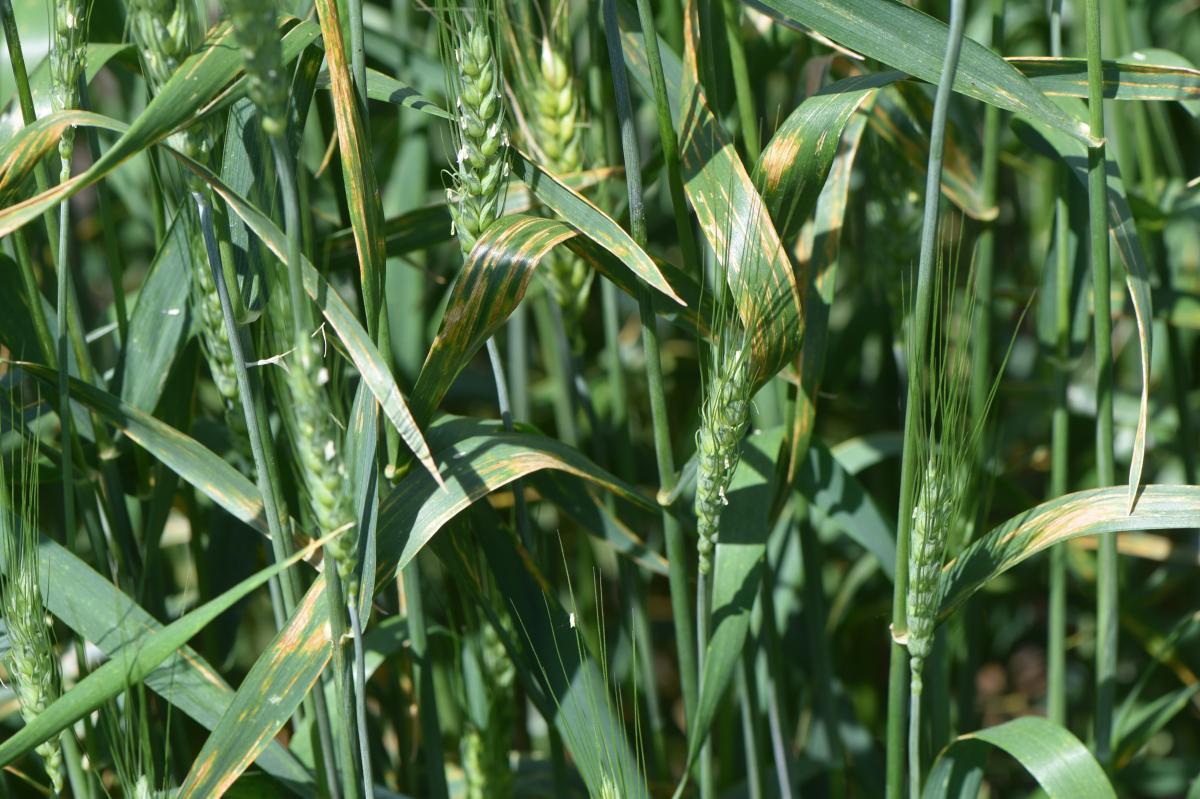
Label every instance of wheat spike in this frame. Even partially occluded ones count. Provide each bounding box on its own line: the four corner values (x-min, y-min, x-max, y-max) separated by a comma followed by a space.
447, 19, 508, 257
1, 437, 64, 794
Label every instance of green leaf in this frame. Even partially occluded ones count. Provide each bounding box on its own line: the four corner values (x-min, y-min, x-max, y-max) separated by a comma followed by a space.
0, 530, 311, 788
317, 67, 449, 118
379, 416, 656, 574
177, 414, 655, 793
468, 511, 649, 799
118, 210, 194, 411
0, 532, 323, 772
797, 439, 896, 580
685, 428, 785, 768
749, 0, 1098, 146
1011, 55, 1200, 104
938, 485, 1200, 620
18, 363, 270, 533
923, 717, 1116, 799
0, 20, 320, 237
511, 150, 684, 305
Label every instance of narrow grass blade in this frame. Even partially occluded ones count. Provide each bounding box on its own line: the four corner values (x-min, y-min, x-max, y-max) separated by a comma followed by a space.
117, 210, 193, 411
938, 485, 1200, 619
754, 73, 895, 242
0, 530, 311, 788
922, 717, 1116, 799
313, 0, 388, 338
17, 363, 270, 534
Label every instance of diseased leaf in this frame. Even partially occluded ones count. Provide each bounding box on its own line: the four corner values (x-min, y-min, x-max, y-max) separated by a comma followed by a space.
939, 485, 1200, 619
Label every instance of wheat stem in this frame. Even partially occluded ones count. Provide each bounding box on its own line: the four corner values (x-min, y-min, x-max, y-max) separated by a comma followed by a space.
886, 0, 966, 791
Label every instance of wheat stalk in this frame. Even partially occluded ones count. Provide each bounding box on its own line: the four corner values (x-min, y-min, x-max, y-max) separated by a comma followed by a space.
1, 434, 64, 794
50, 0, 88, 173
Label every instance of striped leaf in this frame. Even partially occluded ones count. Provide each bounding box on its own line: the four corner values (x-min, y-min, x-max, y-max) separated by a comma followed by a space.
0, 42, 131, 140
411, 215, 576, 421
922, 717, 1116, 799
312, 0, 390, 338
511, 150, 684, 305
1012, 55, 1200, 104
178, 578, 330, 798
749, 0, 1098, 146
679, 0, 802, 388
938, 485, 1200, 620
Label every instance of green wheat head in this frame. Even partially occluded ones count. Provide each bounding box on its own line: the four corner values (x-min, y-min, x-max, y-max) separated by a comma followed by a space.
441, 1, 510, 258
0, 430, 64, 794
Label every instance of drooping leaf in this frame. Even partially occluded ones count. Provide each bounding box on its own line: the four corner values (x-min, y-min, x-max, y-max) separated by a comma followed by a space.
938, 485, 1200, 619
922, 717, 1116, 799
176, 414, 656, 793
511, 150, 683, 305
748, 0, 1098, 146
0, 20, 320, 237
411, 215, 576, 421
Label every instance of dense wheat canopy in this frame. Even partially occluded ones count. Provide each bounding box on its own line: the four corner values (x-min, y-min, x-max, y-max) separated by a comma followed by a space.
0, 0, 1198, 796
